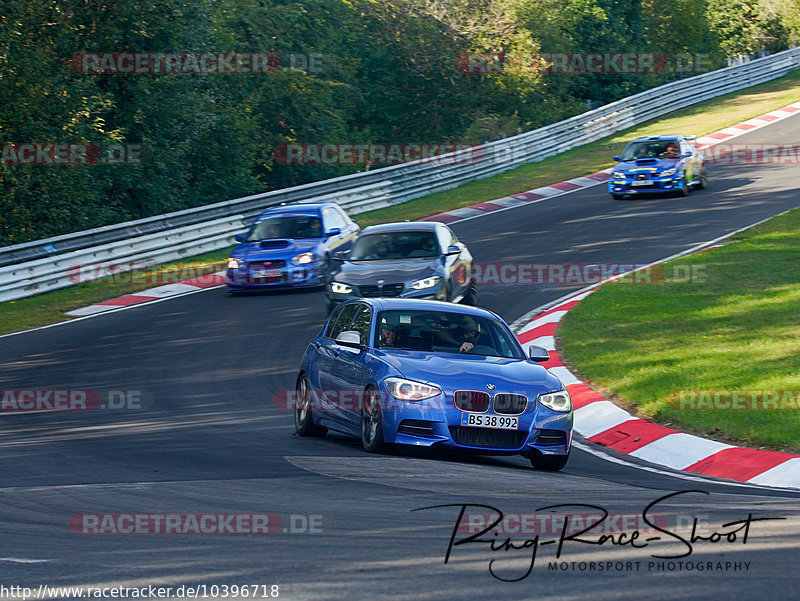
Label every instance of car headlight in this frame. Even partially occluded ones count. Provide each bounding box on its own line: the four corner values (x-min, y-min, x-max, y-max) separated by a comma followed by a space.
385, 377, 442, 401
537, 389, 572, 412
612, 171, 625, 179
331, 281, 353, 294
227, 258, 244, 269
291, 252, 317, 265
410, 276, 441, 290
660, 168, 677, 177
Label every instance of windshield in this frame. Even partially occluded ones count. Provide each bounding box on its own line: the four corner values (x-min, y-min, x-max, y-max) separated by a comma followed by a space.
375, 309, 524, 359
349, 231, 440, 260
621, 141, 681, 161
246, 215, 323, 241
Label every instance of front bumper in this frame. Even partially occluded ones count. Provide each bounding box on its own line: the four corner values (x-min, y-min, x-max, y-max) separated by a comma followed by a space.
608, 176, 683, 195
379, 389, 573, 457
326, 281, 448, 306
226, 262, 325, 290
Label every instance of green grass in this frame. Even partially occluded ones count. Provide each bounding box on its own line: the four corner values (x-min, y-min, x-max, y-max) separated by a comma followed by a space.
3, 68, 800, 336
557, 208, 800, 453
0, 248, 232, 335
355, 68, 800, 226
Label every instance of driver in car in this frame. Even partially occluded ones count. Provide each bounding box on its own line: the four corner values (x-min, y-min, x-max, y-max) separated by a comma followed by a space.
378, 317, 399, 348
661, 142, 680, 159
437, 315, 482, 353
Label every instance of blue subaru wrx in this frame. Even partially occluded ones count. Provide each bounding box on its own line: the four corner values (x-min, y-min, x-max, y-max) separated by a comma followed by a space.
226, 202, 359, 293
294, 298, 573, 471
608, 135, 707, 199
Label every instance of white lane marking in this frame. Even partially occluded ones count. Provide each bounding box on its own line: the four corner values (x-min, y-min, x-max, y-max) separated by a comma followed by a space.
530, 186, 564, 197
0, 557, 52, 564
517, 310, 568, 334
520, 335, 555, 351
65, 304, 120, 316
487, 197, 526, 207
133, 283, 201, 297
748, 458, 800, 488
568, 176, 604, 187
445, 207, 486, 218
547, 365, 581, 386
629, 433, 733, 471
574, 402, 634, 438
572, 441, 799, 493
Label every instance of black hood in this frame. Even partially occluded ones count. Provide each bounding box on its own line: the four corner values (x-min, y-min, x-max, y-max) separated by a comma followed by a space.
335, 258, 439, 285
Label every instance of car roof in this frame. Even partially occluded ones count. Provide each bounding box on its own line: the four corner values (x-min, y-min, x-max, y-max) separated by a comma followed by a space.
629, 135, 684, 143
255, 202, 334, 219
347, 298, 503, 320
361, 221, 439, 234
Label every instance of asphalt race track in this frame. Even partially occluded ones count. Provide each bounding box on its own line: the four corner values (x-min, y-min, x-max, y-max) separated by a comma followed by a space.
1, 114, 799, 600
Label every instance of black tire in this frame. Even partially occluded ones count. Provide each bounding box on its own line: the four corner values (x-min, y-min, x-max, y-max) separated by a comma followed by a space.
360, 387, 386, 453
679, 174, 689, 197
460, 284, 478, 306
320, 254, 332, 286
295, 375, 327, 437
695, 169, 707, 190
529, 451, 569, 471
611, 194, 625, 200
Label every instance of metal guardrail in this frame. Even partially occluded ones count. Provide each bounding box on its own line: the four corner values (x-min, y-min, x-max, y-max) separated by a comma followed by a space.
2, 47, 798, 301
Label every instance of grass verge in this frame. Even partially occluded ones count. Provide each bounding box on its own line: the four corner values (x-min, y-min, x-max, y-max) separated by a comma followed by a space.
557, 207, 800, 453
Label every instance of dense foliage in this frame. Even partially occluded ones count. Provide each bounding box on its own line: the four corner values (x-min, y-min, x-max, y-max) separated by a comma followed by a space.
1, 0, 798, 244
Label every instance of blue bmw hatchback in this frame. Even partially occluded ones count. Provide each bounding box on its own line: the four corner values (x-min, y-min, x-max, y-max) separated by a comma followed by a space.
294, 298, 573, 470
226, 202, 359, 293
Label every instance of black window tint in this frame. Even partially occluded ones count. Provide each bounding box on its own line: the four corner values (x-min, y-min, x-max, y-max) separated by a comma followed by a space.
324, 305, 346, 338
328, 304, 359, 340
350, 304, 372, 343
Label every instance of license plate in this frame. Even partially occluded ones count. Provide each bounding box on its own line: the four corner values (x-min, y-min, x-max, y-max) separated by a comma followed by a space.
253, 269, 281, 278
461, 413, 518, 430
631, 180, 650, 186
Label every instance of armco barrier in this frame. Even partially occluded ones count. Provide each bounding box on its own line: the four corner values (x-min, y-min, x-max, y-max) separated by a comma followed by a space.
1, 47, 799, 300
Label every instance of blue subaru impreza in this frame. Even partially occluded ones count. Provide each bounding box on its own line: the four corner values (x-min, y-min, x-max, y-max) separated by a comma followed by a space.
294, 298, 573, 470
226, 202, 359, 293
608, 135, 707, 199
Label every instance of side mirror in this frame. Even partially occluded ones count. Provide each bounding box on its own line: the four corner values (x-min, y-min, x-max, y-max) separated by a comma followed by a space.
446, 245, 461, 256
613, 155, 621, 161
683, 151, 693, 157
234, 234, 245, 243
336, 330, 364, 350
332, 250, 348, 262
326, 227, 341, 238
528, 345, 550, 362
